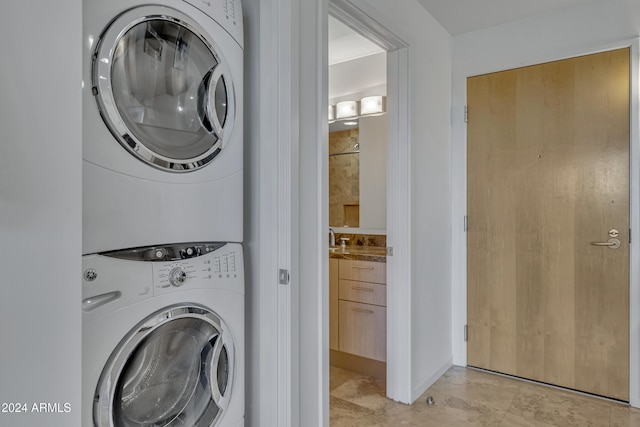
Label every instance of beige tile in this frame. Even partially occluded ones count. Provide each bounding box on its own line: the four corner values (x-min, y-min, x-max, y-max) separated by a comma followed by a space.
330, 366, 620, 427
507, 383, 612, 427
500, 412, 560, 427
422, 368, 521, 412
331, 375, 387, 412
610, 405, 640, 427
330, 366, 361, 392
375, 392, 506, 426
332, 412, 411, 427
330, 395, 376, 425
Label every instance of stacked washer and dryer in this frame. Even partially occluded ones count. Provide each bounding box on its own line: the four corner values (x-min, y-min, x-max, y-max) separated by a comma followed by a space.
81, 0, 244, 426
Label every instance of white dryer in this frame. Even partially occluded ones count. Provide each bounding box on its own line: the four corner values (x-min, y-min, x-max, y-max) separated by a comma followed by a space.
83, 0, 243, 254
82, 242, 244, 426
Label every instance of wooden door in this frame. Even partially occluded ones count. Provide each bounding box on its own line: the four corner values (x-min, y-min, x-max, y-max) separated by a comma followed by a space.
467, 48, 630, 401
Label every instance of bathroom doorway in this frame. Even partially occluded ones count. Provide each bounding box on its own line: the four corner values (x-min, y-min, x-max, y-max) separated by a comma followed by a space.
326, 0, 411, 405
328, 13, 388, 386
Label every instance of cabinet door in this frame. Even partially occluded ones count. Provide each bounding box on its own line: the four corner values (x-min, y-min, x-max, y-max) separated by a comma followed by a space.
339, 300, 386, 361
330, 258, 339, 351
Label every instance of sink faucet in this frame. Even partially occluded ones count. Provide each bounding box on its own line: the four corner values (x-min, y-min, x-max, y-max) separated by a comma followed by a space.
339, 237, 350, 249
329, 228, 335, 247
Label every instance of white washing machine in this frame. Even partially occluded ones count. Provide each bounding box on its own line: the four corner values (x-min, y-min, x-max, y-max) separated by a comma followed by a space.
83, 0, 244, 254
82, 242, 244, 426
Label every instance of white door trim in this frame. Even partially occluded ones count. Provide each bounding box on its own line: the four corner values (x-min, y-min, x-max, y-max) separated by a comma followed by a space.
298, 0, 328, 424
276, 0, 295, 424
252, 0, 297, 425
385, 47, 413, 403
628, 38, 640, 408
452, 38, 640, 407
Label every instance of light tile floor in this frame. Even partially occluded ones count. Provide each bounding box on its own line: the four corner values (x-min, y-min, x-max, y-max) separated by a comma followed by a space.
330, 366, 640, 426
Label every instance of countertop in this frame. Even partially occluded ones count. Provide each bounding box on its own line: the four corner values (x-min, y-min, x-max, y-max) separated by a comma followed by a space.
328, 246, 387, 263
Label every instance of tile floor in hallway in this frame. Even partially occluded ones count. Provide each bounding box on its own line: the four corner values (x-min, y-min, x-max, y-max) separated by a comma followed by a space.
330, 366, 640, 426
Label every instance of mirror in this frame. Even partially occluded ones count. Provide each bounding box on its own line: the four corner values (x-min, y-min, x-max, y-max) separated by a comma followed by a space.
328, 114, 387, 231
329, 119, 360, 227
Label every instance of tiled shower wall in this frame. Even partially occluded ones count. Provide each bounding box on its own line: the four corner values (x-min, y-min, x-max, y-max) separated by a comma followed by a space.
329, 129, 359, 227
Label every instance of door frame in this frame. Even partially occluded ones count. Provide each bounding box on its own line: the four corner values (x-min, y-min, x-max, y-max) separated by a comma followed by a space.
451, 39, 640, 407
327, 0, 412, 404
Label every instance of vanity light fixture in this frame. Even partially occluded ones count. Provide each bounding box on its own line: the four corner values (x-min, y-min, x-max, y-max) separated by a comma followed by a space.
328, 96, 386, 123
359, 95, 385, 115
335, 100, 358, 119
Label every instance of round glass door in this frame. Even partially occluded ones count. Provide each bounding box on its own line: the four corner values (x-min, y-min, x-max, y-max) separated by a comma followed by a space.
95, 305, 235, 426
93, 6, 235, 172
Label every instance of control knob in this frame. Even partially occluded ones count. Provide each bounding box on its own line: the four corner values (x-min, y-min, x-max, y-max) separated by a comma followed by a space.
169, 267, 188, 287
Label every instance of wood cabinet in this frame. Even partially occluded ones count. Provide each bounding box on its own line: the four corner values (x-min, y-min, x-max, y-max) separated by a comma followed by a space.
329, 258, 340, 351
330, 258, 386, 361
339, 300, 386, 361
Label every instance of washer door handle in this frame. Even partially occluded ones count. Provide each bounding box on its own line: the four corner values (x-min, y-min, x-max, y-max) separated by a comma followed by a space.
201, 64, 225, 140
82, 291, 121, 312
209, 337, 230, 409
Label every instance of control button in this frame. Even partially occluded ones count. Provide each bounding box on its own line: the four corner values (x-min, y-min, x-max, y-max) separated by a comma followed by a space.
84, 269, 97, 282
180, 246, 200, 259
169, 267, 188, 287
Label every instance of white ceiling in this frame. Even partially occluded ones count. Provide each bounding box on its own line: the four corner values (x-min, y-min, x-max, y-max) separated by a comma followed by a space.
328, 16, 384, 65
415, 0, 602, 35
328, 16, 386, 100
328, 1, 605, 98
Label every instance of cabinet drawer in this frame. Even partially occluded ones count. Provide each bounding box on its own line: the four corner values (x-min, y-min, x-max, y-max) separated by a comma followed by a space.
339, 300, 386, 362
339, 279, 386, 306
338, 259, 386, 284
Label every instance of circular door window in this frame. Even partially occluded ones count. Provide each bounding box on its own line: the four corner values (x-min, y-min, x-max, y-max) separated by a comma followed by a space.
94, 305, 235, 426
93, 6, 235, 172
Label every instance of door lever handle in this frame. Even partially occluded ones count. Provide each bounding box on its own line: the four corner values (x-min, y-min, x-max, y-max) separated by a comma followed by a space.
590, 238, 621, 249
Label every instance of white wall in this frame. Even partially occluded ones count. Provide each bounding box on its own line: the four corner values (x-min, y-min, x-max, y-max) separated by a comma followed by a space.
0, 2, 82, 426
451, 0, 640, 405
350, 0, 454, 401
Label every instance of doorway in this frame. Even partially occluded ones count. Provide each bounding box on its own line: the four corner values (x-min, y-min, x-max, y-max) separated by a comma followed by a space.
466, 48, 630, 401
326, 0, 411, 404
327, 7, 389, 386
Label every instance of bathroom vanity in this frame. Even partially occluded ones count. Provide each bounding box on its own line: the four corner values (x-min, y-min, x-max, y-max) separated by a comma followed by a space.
329, 243, 386, 379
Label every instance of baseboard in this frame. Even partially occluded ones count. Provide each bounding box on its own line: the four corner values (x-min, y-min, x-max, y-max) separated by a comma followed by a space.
452, 357, 466, 367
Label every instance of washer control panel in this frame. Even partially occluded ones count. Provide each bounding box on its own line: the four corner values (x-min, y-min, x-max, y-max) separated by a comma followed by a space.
82, 243, 244, 313
152, 243, 242, 292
